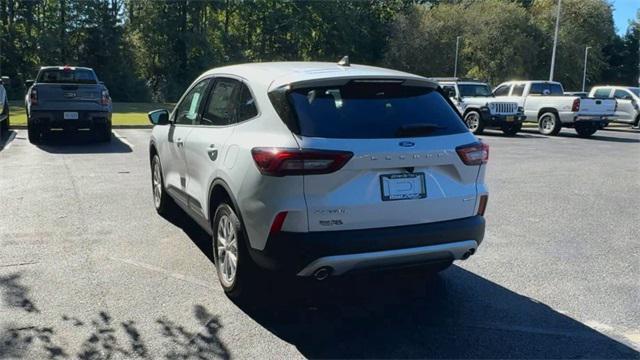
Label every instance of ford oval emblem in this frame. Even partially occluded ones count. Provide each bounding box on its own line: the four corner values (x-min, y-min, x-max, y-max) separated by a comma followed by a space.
399, 141, 415, 147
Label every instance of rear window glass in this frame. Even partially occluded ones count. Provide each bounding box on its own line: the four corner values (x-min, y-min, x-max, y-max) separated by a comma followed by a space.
37, 69, 97, 84
287, 82, 467, 139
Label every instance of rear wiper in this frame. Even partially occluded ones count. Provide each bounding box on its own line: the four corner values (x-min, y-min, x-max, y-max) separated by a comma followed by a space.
396, 123, 446, 137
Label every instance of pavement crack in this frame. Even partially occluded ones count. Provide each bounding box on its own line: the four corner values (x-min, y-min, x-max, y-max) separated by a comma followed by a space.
108, 256, 215, 290
0, 261, 39, 268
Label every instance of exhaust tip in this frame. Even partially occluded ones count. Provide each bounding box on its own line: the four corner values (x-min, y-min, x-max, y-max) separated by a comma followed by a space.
461, 248, 476, 260
313, 267, 332, 281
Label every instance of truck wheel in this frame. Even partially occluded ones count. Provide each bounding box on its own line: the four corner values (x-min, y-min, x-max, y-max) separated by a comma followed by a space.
575, 124, 598, 138
538, 112, 561, 136
97, 123, 111, 143
213, 202, 258, 302
464, 111, 484, 134
28, 123, 41, 144
501, 123, 522, 136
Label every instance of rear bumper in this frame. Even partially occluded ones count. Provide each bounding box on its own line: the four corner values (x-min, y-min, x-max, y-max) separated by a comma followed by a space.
559, 113, 610, 125
29, 110, 111, 130
249, 215, 485, 276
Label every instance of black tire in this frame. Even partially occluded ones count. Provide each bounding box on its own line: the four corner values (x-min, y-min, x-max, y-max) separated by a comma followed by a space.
501, 122, 522, 136
575, 124, 598, 138
213, 202, 257, 301
27, 122, 41, 144
0, 102, 8, 137
96, 122, 112, 143
634, 116, 640, 128
151, 154, 177, 216
464, 110, 484, 134
538, 112, 561, 136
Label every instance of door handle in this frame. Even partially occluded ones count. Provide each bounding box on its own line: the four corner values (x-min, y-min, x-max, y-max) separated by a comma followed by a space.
176, 138, 184, 147
207, 145, 218, 161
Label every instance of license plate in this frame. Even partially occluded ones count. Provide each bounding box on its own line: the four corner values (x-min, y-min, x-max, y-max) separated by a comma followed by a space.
64, 112, 79, 120
506, 116, 514, 122
380, 173, 426, 201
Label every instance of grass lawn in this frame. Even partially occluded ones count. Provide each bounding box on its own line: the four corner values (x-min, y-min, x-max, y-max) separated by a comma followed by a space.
8, 101, 173, 126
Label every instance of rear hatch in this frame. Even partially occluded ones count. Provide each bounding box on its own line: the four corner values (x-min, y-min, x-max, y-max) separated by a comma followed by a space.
578, 98, 616, 116
281, 79, 484, 232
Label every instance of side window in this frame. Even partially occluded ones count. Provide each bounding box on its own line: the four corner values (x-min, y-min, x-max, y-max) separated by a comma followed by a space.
441, 85, 457, 98
237, 83, 258, 121
202, 78, 241, 126
511, 84, 525, 96
175, 80, 210, 125
529, 83, 544, 95
593, 88, 612, 98
548, 83, 564, 95
493, 84, 511, 97
613, 89, 632, 100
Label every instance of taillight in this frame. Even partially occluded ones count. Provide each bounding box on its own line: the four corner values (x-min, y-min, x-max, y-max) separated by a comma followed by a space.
30, 88, 38, 105
269, 211, 288, 235
251, 148, 353, 176
572, 98, 580, 112
456, 142, 489, 166
477, 195, 488, 216
100, 89, 111, 106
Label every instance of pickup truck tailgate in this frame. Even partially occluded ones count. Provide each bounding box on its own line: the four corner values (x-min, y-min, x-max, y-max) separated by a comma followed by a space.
36, 84, 101, 106
579, 98, 616, 116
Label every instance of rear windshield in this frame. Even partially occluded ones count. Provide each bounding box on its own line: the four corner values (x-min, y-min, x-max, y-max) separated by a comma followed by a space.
37, 69, 97, 84
287, 82, 467, 139
629, 88, 640, 97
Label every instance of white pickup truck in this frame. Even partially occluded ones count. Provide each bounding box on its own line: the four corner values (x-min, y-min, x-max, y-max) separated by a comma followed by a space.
493, 80, 616, 137
0, 76, 9, 138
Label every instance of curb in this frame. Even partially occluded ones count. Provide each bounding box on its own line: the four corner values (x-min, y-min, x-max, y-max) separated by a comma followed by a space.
10, 124, 153, 129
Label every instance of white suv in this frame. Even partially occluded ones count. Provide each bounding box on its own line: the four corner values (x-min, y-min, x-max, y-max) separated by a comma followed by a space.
148, 61, 489, 299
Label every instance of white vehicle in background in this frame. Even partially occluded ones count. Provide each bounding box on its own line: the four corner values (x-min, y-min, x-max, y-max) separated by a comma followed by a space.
148, 61, 488, 300
589, 86, 640, 127
0, 76, 9, 138
435, 78, 525, 136
493, 80, 616, 137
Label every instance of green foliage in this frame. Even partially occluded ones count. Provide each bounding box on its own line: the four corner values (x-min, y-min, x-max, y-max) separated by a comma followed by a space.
0, 0, 637, 102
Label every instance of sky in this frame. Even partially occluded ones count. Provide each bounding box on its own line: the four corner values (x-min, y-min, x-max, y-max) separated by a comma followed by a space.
611, 0, 639, 35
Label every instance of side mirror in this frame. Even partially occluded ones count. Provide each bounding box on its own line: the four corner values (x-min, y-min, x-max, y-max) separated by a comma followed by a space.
0, 76, 9, 85
148, 109, 170, 125
25, 80, 34, 87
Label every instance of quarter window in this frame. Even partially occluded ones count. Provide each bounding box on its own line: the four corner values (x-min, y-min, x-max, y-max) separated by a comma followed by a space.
175, 80, 210, 125
237, 84, 258, 121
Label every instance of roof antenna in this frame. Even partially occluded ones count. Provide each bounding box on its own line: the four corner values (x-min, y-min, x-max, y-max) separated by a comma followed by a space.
338, 56, 350, 67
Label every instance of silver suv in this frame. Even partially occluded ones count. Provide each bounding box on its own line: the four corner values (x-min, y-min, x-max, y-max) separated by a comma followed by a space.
148, 61, 489, 300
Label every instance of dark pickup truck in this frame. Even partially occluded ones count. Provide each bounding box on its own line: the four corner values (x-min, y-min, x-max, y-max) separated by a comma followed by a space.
25, 66, 112, 143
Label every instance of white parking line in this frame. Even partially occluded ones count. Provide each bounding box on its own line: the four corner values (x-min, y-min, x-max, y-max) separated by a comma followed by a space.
112, 130, 135, 149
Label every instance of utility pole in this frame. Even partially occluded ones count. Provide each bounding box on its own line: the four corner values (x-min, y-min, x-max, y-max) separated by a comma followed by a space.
582, 46, 591, 92
549, 0, 562, 81
454, 36, 462, 78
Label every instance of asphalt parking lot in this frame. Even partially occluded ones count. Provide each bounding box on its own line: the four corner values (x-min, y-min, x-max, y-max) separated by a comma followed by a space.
0, 127, 638, 359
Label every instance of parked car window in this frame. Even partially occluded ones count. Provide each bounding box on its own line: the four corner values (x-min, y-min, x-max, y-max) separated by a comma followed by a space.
593, 88, 612, 98
458, 84, 492, 97
493, 84, 511, 96
530, 82, 563, 96
441, 85, 457, 98
288, 82, 468, 139
237, 83, 258, 121
202, 78, 241, 126
37, 68, 97, 84
629, 88, 640, 97
175, 80, 210, 125
613, 89, 632, 100
511, 83, 525, 96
